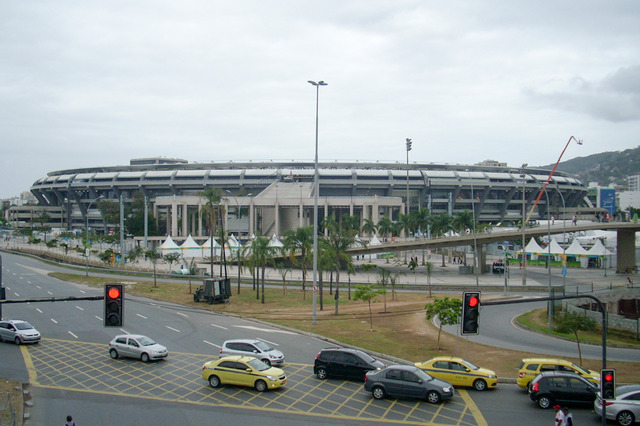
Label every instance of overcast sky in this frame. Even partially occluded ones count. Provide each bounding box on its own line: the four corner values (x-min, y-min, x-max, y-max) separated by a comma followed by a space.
2, 1, 639, 199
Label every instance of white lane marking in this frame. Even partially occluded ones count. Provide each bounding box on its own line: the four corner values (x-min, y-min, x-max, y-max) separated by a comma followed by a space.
136, 314, 148, 319
176, 312, 188, 318
211, 324, 228, 330
19, 276, 24, 280
14, 292, 19, 297
75, 306, 84, 311
233, 325, 296, 335
257, 338, 279, 346
68, 331, 78, 339
95, 316, 103, 321
120, 329, 129, 334
36, 286, 41, 289
27, 281, 32, 284
47, 291, 53, 295
36, 308, 43, 314
51, 319, 58, 324
166, 326, 181, 333
79, 290, 86, 294
203, 340, 221, 348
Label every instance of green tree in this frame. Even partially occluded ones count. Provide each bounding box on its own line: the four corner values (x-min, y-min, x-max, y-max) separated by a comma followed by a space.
125, 191, 158, 237
361, 218, 377, 237
322, 215, 357, 315
282, 226, 313, 299
430, 213, 453, 237
201, 187, 224, 277
35, 210, 52, 242
554, 310, 598, 365
377, 216, 393, 240
354, 284, 386, 331
425, 297, 463, 351
145, 249, 161, 288
410, 207, 431, 238
248, 233, 275, 304
452, 210, 474, 234
164, 252, 181, 271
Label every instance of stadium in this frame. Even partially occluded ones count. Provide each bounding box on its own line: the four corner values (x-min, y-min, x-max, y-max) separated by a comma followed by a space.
23, 158, 588, 241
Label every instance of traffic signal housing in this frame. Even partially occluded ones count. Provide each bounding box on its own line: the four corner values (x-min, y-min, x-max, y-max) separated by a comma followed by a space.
104, 284, 124, 327
601, 369, 616, 400
461, 292, 480, 335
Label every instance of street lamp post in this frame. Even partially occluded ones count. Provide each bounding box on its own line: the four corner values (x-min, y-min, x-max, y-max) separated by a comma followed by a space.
471, 181, 479, 288
405, 138, 412, 216
308, 80, 327, 325
540, 185, 553, 331
521, 164, 528, 286
553, 184, 567, 294
85, 195, 103, 277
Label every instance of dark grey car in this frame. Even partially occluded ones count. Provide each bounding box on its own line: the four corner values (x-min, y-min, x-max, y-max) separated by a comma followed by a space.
364, 365, 454, 403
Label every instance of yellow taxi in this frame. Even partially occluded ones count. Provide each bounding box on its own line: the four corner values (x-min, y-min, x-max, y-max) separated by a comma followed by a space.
516, 358, 600, 389
414, 356, 497, 391
202, 355, 287, 392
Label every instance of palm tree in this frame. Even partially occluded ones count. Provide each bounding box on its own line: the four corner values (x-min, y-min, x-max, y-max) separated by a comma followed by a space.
361, 218, 377, 237
248, 233, 274, 304
453, 210, 474, 234
201, 187, 224, 277
282, 226, 313, 300
377, 216, 393, 241
322, 216, 357, 315
411, 207, 431, 238
431, 213, 453, 266
397, 213, 412, 239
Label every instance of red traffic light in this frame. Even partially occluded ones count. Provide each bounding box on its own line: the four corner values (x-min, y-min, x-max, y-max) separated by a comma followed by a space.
107, 287, 121, 299
468, 296, 479, 307
604, 373, 613, 382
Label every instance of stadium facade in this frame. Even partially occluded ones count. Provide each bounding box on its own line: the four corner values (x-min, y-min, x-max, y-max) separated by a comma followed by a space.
25, 158, 588, 240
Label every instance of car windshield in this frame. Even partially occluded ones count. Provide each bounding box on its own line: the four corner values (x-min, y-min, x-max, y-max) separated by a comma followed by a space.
247, 358, 270, 371
461, 360, 479, 370
15, 322, 34, 330
137, 336, 156, 346
357, 351, 376, 364
414, 369, 434, 381
570, 363, 589, 374
254, 341, 272, 352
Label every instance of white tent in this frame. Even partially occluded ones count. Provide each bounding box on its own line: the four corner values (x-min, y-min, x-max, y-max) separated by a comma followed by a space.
587, 239, 613, 257
368, 235, 382, 246
180, 235, 201, 258
351, 234, 363, 248
517, 238, 545, 260
200, 236, 220, 257
159, 236, 180, 254
564, 240, 589, 268
268, 234, 283, 248
546, 239, 565, 255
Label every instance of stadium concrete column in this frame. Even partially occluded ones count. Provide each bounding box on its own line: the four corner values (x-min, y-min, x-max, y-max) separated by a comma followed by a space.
616, 229, 635, 271
324, 202, 329, 236
249, 201, 255, 236
299, 203, 303, 228
198, 200, 203, 237
275, 202, 280, 236
182, 203, 188, 236
171, 200, 178, 237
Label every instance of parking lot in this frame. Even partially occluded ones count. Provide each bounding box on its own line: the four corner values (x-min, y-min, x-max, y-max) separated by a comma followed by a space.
21, 338, 486, 425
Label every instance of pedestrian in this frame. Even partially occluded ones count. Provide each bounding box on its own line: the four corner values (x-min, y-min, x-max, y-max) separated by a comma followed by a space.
562, 407, 573, 426
65, 415, 77, 426
572, 215, 577, 225
553, 404, 564, 426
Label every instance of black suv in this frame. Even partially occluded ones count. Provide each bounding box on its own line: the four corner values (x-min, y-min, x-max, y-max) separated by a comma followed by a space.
314, 348, 386, 381
528, 371, 598, 409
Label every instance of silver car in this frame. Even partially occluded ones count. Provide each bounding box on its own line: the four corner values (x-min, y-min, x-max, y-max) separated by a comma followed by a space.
220, 339, 285, 366
108, 334, 168, 362
594, 384, 640, 426
0, 320, 41, 344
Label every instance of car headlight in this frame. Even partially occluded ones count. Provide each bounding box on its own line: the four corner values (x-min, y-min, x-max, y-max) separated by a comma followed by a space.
489, 375, 497, 379
442, 387, 452, 393
266, 375, 276, 381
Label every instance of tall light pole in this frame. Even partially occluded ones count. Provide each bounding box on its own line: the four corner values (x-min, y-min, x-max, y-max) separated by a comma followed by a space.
405, 138, 412, 216
540, 185, 553, 331
553, 184, 567, 294
521, 164, 528, 286
85, 195, 103, 277
308, 80, 327, 325
471, 180, 479, 287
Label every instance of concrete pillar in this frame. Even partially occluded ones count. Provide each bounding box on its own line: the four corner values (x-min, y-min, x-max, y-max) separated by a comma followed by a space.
182, 203, 188, 237
274, 203, 280, 237
324, 202, 329, 236
477, 244, 486, 275
299, 203, 304, 228
171, 202, 178, 237
616, 229, 636, 272
198, 203, 203, 237
249, 202, 255, 237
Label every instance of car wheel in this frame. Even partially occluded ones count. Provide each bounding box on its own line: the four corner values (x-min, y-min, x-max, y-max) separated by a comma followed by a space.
372, 386, 385, 400
255, 380, 267, 392
14, 337, 21, 345
109, 349, 119, 359
473, 379, 487, 391
316, 367, 328, 380
537, 396, 552, 409
427, 390, 441, 404
616, 411, 635, 426
262, 359, 271, 367
208, 375, 221, 388
141, 353, 150, 363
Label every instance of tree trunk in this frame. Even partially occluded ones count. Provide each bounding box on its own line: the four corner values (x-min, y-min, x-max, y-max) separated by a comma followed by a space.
261, 266, 265, 304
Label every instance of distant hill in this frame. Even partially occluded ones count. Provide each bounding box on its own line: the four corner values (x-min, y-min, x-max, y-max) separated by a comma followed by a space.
539, 146, 640, 187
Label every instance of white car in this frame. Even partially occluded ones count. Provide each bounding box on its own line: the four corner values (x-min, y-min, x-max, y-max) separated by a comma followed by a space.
108, 334, 168, 362
220, 339, 284, 366
0, 320, 41, 344
594, 384, 640, 426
